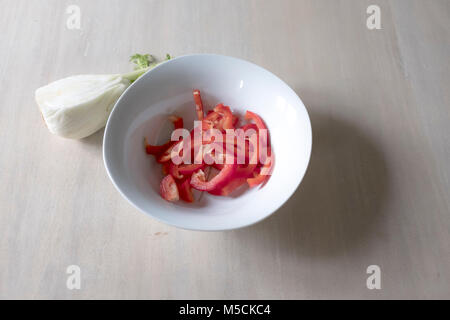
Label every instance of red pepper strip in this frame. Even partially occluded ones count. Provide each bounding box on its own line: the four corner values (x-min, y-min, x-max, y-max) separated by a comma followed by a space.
202, 110, 222, 131
228, 143, 250, 164
193, 90, 205, 120
208, 163, 257, 196
214, 105, 232, 114
202, 129, 219, 145
190, 164, 237, 192
208, 177, 247, 196
162, 162, 170, 175
177, 178, 194, 203
214, 105, 234, 130
168, 162, 184, 179
198, 142, 258, 196
165, 127, 208, 165
203, 105, 234, 131
145, 115, 184, 156
206, 109, 221, 120
237, 123, 258, 155
157, 127, 196, 163
236, 159, 258, 176
247, 170, 267, 188
160, 174, 179, 202
145, 137, 174, 156
202, 120, 214, 131
168, 115, 184, 130
212, 146, 258, 196
245, 111, 268, 132
145, 140, 173, 155
160, 126, 211, 164
247, 150, 275, 188
232, 115, 239, 127
208, 122, 263, 194
239, 123, 258, 131
245, 110, 268, 144
207, 134, 252, 166
169, 163, 206, 180
157, 140, 182, 163
219, 124, 257, 165
244, 111, 271, 165
178, 163, 206, 175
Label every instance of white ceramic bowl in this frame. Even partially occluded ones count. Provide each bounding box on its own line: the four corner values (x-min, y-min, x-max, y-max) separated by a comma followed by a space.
103, 54, 312, 231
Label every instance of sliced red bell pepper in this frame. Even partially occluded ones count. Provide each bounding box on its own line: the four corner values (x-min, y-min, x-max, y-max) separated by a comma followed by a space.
244, 111, 271, 166
178, 163, 206, 175
145, 115, 184, 156
232, 115, 239, 127
178, 178, 194, 203
245, 111, 268, 132
214, 104, 234, 130
168, 162, 184, 180
247, 171, 267, 188
206, 108, 221, 120
239, 123, 258, 132
145, 138, 173, 156
162, 162, 170, 175
190, 164, 237, 192
202, 109, 222, 131
157, 140, 182, 163
168, 115, 184, 130
193, 90, 205, 120
247, 151, 275, 188
191, 148, 258, 195
202, 105, 235, 131
221, 124, 258, 165
208, 162, 257, 196
160, 174, 179, 202
148, 100, 274, 202
157, 127, 195, 163
169, 162, 206, 180
236, 162, 258, 177
208, 177, 247, 196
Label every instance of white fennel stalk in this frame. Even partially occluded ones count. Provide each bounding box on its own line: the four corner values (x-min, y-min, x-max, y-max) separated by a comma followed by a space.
35, 54, 170, 139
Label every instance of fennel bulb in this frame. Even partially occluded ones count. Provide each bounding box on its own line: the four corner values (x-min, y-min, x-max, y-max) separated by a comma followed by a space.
35, 54, 169, 139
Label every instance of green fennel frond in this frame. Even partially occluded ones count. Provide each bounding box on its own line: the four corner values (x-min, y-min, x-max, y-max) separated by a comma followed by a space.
130, 54, 155, 70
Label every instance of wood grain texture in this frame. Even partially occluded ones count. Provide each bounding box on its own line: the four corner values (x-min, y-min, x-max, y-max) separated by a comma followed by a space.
0, 0, 449, 299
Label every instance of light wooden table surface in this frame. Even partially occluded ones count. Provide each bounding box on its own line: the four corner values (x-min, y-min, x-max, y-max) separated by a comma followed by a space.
1, 0, 449, 299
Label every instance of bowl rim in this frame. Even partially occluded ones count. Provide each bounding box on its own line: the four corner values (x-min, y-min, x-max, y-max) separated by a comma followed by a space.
103, 53, 312, 231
